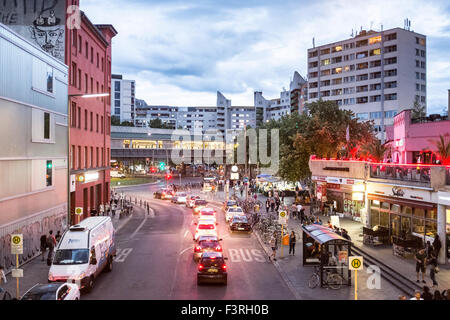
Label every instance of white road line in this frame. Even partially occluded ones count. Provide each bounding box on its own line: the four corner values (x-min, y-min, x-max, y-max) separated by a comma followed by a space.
184, 230, 189, 238
129, 214, 148, 239
179, 246, 192, 256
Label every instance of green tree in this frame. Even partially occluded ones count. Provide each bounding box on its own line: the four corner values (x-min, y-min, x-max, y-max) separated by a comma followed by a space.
361, 139, 388, 162
111, 116, 121, 126
120, 121, 135, 127
411, 96, 426, 119
149, 118, 170, 129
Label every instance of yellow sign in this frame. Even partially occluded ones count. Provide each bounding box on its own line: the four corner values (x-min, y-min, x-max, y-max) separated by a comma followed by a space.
11, 234, 23, 255
349, 256, 363, 270
75, 207, 83, 215
280, 211, 286, 218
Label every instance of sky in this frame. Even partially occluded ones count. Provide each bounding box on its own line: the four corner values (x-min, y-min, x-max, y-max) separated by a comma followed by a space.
83, 0, 450, 114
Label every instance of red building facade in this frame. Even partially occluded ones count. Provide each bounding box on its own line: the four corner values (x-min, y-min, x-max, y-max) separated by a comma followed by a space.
65, 0, 117, 224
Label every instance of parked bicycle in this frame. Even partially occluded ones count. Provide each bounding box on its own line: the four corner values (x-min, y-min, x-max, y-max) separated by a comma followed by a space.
308, 265, 343, 290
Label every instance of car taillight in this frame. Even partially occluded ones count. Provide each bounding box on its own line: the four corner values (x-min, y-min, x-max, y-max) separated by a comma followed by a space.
198, 264, 204, 271
222, 265, 227, 271
215, 246, 222, 251
195, 246, 202, 252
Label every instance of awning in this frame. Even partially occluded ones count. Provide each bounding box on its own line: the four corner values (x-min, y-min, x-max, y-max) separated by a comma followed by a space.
302, 224, 350, 245
367, 194, 436, 210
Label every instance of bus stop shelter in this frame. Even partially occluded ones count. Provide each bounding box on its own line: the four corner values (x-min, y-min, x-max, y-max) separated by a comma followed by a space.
302, 224, 352, 287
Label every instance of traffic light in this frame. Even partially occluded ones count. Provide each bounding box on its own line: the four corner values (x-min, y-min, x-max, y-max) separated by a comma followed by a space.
159, 162, 166, 171
165, 173, 172, 180
46, 160, 53, 186
150, 166, 157, 173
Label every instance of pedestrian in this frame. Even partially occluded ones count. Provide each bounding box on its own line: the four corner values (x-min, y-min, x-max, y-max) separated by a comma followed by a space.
425, 241, 433, 259
289, 231, 296, 256
40, 233, 47, 261
275, 198, 280, 212
270, 199, 275, 213
327, 220, 333, 229
415, 248, 427, 284
291, 203, 297, 219
300, 208, 305, 223
432, 234, 442, 261
46, 230, 56, 265
421, 286, 433, 300
269, 231, 278, 262
296, 203, 303, 219
281, 191, 285, 204
55, 231, 62, 243
433, 290, 443, 300
410, 290, 423, 300
0, 265, 7, 285
265, 199, 270, 214
428, 252, 438, 288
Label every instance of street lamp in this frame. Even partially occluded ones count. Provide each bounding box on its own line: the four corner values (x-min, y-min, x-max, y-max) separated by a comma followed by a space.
68, 92, 110, 228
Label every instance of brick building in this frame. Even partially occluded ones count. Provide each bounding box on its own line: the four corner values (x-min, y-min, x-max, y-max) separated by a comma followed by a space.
65, 0, 117, 224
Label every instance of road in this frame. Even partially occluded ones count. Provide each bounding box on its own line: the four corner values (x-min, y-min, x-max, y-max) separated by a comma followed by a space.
84, 182, 296, 300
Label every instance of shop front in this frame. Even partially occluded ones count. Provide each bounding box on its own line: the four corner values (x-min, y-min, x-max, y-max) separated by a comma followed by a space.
312, 176, 365, 222
437, 191, 450, 264
366, 183, 437, 247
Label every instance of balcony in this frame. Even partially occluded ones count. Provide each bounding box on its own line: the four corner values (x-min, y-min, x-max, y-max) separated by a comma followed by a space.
370, 164, 430, 184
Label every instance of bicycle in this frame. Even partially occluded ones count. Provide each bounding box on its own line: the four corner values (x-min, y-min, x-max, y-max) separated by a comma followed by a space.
308, 265, 343, 290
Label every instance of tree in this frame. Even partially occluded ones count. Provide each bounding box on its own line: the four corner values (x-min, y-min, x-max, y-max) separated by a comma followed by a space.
361, 139, 388, 162
120, 121, 135, 127
411, 96, 426, 119
111, 116, 121, 126
149, 118, 170, 129
430, 134, 450, 165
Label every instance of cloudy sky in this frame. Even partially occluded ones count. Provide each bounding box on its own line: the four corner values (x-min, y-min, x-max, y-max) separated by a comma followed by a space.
83, 0, 450, 114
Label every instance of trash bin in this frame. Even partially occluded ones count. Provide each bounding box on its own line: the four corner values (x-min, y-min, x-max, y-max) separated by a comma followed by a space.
283, 234, 290, 246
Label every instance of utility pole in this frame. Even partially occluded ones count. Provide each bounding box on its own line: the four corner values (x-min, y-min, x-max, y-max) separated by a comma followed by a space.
244, 125, 248, 201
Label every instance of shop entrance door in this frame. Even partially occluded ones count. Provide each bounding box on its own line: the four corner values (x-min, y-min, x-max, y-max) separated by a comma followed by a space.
391, 214, 401, 237
401, 216, 411, 238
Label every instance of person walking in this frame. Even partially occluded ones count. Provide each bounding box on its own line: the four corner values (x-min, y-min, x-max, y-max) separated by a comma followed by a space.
46, 230, 56, 265
289, 231, 296, 256
415, 249, 427, 284
425, 241, 433, 259
432, 234, 442, 261
269, 231, 278, 262
428, 252, 438, 288
0, 265, 7, 285
291, 203, 297, 220
281, 191, 285, 204
296, 203, 303, 219
40, 233, 47, 261
270, 199, 275, 213
265, 199, 270, 214
55, 231, 62, 243
275, 197, 280, 212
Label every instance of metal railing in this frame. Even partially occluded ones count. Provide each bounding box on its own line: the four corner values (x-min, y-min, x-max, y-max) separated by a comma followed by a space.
369, 164, 431, 184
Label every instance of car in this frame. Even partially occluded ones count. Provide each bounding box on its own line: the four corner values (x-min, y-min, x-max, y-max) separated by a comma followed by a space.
197, 252, 228, 285
192, 199, 208, 215
186, 195, 201, 208
194, 218, 218, 240
110, 171, 126, 178
20, 283, 80, 300
229, 215, 252, 233
199, 207, 217, 219
223, 200, 237, 211
153, 189, 164, 199
172, 192, 187, 204
161, 189, 175, 200
225, 206, 245, 223
193, 235, 223, 261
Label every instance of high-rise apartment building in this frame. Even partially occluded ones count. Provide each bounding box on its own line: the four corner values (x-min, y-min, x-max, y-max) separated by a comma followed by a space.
307, 27, 427, 140
111, 74, 135, 124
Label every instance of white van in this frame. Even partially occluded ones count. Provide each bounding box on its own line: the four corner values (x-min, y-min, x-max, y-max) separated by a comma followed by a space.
48, 217, 116, 293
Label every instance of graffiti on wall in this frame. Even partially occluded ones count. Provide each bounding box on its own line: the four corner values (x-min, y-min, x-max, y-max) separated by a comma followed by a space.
0, 0, 66, 61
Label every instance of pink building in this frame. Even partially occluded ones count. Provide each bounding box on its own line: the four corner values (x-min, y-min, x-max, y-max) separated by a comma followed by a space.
386, 109, 450, 164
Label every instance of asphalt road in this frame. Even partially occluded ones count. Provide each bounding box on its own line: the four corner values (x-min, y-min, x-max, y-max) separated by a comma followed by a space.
84, 182, 296, 300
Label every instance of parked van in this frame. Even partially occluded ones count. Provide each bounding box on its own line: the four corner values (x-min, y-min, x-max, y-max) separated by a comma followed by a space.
48, 217, 116, 293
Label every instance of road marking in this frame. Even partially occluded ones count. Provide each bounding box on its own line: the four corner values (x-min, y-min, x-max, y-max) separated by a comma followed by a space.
129, 213, 148, 239
227, 248, 265, 263
114, 248, 133, 262
179, 246, 192, 256
184, 230, 189, 238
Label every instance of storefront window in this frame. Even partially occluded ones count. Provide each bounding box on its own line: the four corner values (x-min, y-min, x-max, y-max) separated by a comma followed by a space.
380, 211, 389, 227
391, 214, 401, 237
381, 202, 390, 211
370, 207, 380, 226
391, 204, 400, 213
427, 209, 437, 220
413, 208, 425, 218
412, 218, 425, 234
402, 206, 412, 215
425, 220, 437, 237
401, 216, 411, 238
371, 200, 380, 208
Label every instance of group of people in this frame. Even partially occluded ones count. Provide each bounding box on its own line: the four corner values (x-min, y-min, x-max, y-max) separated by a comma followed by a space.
414, 234, 443, 287
402, 286, 450, 300
40, 230, 61, 265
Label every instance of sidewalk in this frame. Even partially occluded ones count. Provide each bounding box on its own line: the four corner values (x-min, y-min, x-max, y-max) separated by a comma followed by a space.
0, 206, 138, 298
209, 189, 449, 299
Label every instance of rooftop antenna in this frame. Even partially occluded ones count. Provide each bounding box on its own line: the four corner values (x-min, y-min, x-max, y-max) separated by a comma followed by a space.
370, 21, 374, 30
312, 37, 315, 48
381, 23, 383, 32
351, 28, 354, 37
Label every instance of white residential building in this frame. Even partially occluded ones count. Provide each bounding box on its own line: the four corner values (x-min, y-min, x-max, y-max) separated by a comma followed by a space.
307, 27, 427, 141
111, 74, 135, 123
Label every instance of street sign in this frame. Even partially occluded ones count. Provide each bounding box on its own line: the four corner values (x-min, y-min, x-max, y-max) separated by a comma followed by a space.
11, 234, 23, 255
278, 211, 288, 225
11, 269, 23, 278
75, 207, 83, 216
349, 256, 363, 270
230, 172, 239, 180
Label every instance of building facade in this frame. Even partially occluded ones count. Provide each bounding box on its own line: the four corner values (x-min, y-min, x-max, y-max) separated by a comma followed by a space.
66, 5, 117, 224
307, 27, 427, 141
0, 24, 69, 269
111, 74, 135, 124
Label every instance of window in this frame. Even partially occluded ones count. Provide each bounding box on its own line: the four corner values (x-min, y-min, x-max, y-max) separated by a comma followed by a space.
78, 35, 82, 53
370, 60, 381, 68
343, 98, 355, 105
309, 92, 318, 99
385, 33, 397, 41
344, 43, 354, 50
385, 93, 397, 101
385, 69, 397, 77
91, 147, 94, 168
416, 72, 420, 80
101, 116, 104, 133
356, 96, 368, 104
91, 77, 93, 93
356, 39, 368, 47
84, 109, 88, 130
416, 83, 420, 91
356, 74, 368, 81
369, 48, 381, 56
416, 60, 420, 67
309, 61, 318, 68
309, 82, 318, 88
91, 47, 94, 63
356, 62, 368, 70
421, 85, 426, 92
332, 78, 342, 85
421, 73, 426, 80
320, 69, 331, 76
343, 76, 355, 83
308, 50, 318, 58
343, 87, 354, 94
421, 96, 426, 103
356, 113, 369, 120
90, 112, 93, 131
343, 65, 355, 72
44, 112, 50, 139
370, 72, 381, 79
96, 114, 99, 132
370, 95, 381, 102
384, 45, 397, 53
32, 57, 54, 95
385, 81, 397, 89
385, 110, 397, 118
321, 58, 330, 66
332, 45, 343, 52
420, 50, 426, 58
115, 81, 120, 91
331, 56, 342, 64
370, 83, 381, 91
343, 53, 355, 61
71, 102, 77, 127
78, 146, 81, 169
320, 48, 330, 55
331, 89, 342, 96
356, 85, 368, 93
85, 41, 88, 58
369, 36, 381, 44
97, 52, 99, 68
77, 107, 81, 129
356, 51, 368, 59
332, 67, 342, 74
309, 72, 318, 78
84, 146, 88, 168
384, 57, 397, 65
85, 74, 88, 93
416, 37, 426, 46
370, 112, 382, 119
